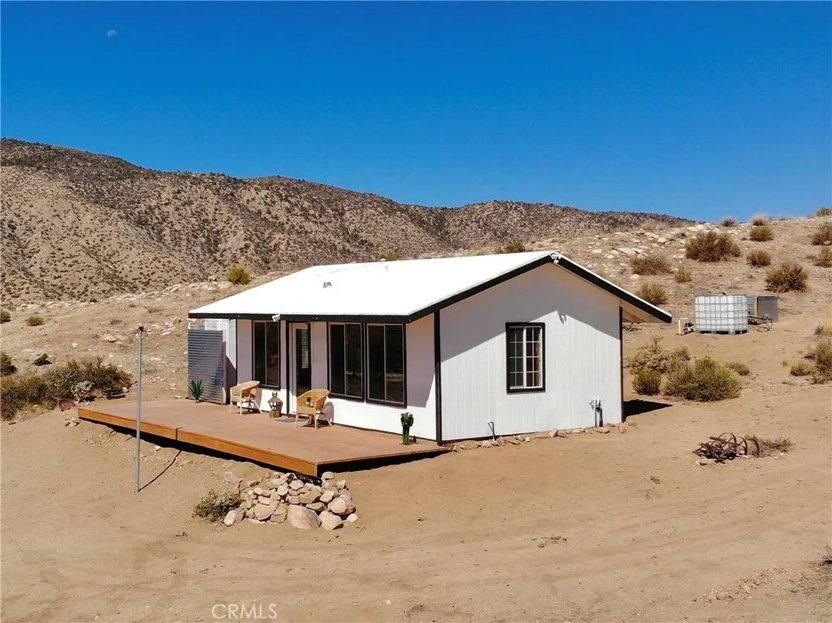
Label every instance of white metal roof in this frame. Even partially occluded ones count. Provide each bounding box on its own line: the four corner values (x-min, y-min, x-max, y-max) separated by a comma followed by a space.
189, 251, 671, 323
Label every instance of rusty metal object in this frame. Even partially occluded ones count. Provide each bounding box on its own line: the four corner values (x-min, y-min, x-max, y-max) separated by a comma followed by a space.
695, 433, 760, 462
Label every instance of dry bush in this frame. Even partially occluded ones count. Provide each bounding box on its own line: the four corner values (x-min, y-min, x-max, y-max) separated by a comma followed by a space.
726, 361, 750, 376
751, 213, 771, 226
193, 489, 242, 522
226, 265, 251, 285
0, 310, 10, 323
811, 340, 832, 384
636, 282, 668, 306
377, 249, 399, 261
25, 315, 44, 327
789, 361, 812, 377
685, 231, 741, 262
765, 262, 808, 293
630, 253, 671, 275
664, 357, 742, 402
628, 337, 690, 375
747, 249, 771, 267
720, 217, 737, 227
0, 357, 131, 421
816, 207, 832, 217
496, 241, 526, 254
674, 265, 692, 283
1, 352, 16, 376
632, 369, 662, 395
814, 324, 832, 338
749, 224, 774, 242
811, 221, 832, 245
745, 435, 792, 456
814, 248, 832, 268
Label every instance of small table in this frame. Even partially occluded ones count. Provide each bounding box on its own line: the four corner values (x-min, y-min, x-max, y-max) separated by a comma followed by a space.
268, 393, 283, 419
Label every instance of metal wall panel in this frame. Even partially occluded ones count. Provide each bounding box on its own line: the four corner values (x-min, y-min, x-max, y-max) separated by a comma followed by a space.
187, 327, 225, 404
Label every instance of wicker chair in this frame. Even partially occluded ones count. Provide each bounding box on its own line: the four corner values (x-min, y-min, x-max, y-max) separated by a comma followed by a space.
229, 380, 262, 415
295, 389, 331, 428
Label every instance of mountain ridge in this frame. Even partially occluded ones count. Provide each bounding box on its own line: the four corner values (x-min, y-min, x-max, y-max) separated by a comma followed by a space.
0, 137, 692, 304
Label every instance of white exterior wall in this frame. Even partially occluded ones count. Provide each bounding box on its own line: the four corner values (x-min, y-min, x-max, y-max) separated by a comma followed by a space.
440, 263, 622, 440
204, 318, 237, 401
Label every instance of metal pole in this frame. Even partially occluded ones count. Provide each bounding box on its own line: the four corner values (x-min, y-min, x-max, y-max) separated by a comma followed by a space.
135, 326, 144, 493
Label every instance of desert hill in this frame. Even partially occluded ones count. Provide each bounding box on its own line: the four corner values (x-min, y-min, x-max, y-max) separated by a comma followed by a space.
0, 138, 690, 304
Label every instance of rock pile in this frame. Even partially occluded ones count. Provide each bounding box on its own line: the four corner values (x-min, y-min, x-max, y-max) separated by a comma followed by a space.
450, 423, 635, 451
223, 471, 358, 530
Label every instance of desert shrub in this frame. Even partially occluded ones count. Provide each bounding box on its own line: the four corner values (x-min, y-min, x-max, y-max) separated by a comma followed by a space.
377, 249, 399, 261
811, 340, 832, 384
0, 310, 10, 323
0, 357, 131, 421
811, 221, 832, 245
628, 337, 690, 375
25, 315, 44, 327
193, 489, 242, 522
749, 224, 774, 242
813, 248, 832, 268
765, 262, 808, 293
814, 324, 832, 338
747, 249, 771, 267
745, 435, 792, 456
789, 361, 812, 377
632, 369, 662, 395
685, 231, 741, 262
751, 213, 771, 226
630, 253, 671, 275
720, 217, 737, 227
663, 357, 742, 402
1, 352, 17, 376
226, 265, 251, 285
674, 265, 692, 283
816, 207, 832, 217
636, 282, 668, 306
496, 241, 527, 254
726, 361, 750, 376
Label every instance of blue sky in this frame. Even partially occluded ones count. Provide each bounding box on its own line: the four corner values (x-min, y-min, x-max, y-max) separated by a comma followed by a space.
2, 2, 830, 220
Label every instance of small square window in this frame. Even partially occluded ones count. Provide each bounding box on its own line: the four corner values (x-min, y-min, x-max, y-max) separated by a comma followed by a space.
506, 323, 544, 392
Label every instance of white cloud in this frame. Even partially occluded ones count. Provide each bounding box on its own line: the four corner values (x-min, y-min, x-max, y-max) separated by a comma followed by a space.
106, 29, 118, 38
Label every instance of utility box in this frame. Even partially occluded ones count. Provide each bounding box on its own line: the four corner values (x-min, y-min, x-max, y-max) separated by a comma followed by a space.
695, 294, 748, 334
747, 295, 778, 322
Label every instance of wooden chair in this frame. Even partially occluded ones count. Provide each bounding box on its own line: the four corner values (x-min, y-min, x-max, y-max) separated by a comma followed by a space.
295, 389, 331, 428
229, 380, 262, 415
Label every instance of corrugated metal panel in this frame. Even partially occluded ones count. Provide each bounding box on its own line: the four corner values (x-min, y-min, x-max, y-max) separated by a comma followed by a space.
747, 295, 779, 321
188, 327, 225, 404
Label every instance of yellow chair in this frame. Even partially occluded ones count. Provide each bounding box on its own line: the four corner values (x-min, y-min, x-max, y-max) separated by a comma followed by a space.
229, 380, 262, 415
296, 389, 331, 428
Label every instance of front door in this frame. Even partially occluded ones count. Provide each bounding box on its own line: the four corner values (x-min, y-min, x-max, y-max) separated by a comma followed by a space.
294, 324, 311, 397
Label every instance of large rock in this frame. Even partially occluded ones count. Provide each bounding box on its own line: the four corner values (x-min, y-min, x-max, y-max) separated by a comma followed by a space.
223, 510, 239, 527
270, 504, 288, 523
253, 501, 277, 521
287, 505, 320, 529
327, 496, 355, 516
289, 480, 304, 491
319, 511, 343, 531
319, 489, 335, 504
345, 513, 358, 524
321, 471, 335, 481
298, 489, 320, 505
276, 484, 289, 497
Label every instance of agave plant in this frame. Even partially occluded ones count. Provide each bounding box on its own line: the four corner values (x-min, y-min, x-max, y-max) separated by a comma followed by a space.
189, 377, 205, 402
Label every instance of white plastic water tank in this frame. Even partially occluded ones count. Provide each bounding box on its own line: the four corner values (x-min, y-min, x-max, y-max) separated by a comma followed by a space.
695, 294, 748, 334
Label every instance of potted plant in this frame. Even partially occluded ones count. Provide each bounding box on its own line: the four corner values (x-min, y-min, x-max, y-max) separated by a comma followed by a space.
188, 377, 205, 402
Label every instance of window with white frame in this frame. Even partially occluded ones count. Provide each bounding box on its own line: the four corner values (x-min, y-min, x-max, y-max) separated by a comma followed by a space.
506, 323, 544, 392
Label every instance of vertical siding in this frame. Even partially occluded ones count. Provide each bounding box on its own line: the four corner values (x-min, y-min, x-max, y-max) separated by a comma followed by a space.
440, 263, 622, 440
237, 319, 253, 384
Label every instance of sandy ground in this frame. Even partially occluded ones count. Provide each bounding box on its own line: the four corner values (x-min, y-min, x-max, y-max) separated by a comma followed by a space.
2, 320, 830, 622
2, 216, 831, 622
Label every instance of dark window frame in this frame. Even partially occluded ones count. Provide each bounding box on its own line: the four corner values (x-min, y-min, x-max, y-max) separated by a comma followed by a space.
327, 322, 365, 401
365, 323, 407, 407
252, 320, 281, 389
505, 322, 545, 394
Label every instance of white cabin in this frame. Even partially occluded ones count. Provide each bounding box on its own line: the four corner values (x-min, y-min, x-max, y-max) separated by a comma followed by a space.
188, 251, 671, 442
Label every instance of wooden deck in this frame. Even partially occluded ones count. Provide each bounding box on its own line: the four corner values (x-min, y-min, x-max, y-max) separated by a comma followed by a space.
77, 400, 447, 476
